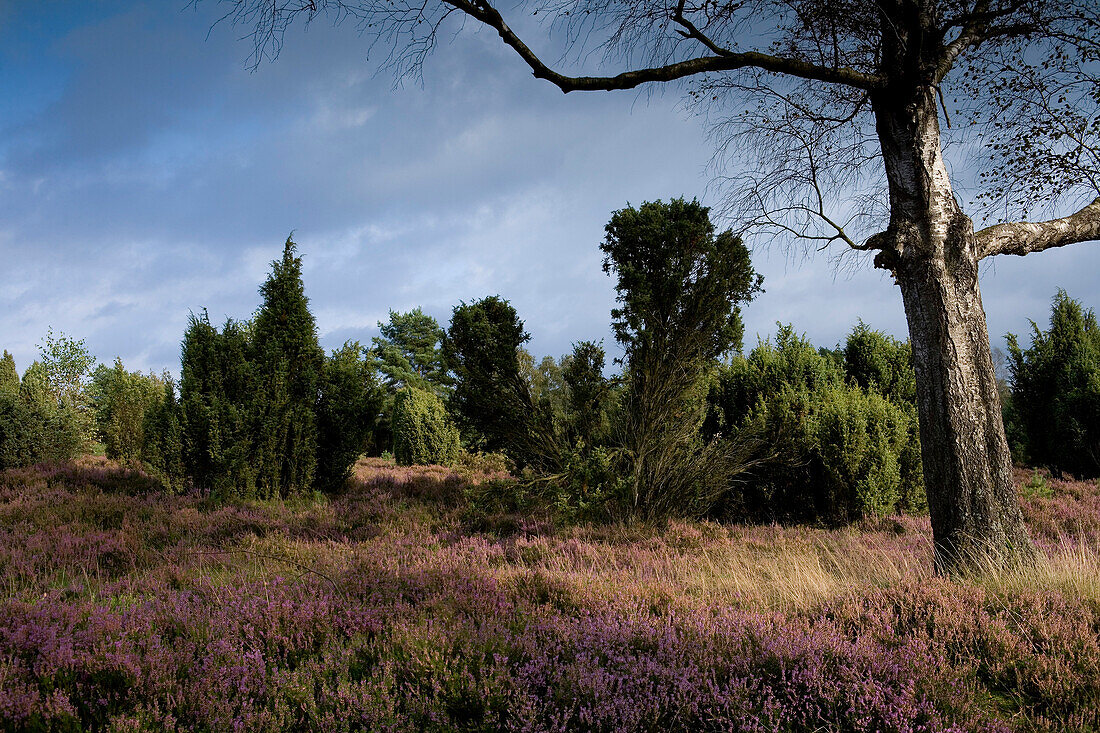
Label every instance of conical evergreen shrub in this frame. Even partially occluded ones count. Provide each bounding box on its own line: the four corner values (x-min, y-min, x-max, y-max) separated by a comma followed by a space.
0, 351, 18, 398
251, 238, 325, 495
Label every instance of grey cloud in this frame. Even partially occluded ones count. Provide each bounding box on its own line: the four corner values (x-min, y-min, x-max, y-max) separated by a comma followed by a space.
1, 0, 1096, 378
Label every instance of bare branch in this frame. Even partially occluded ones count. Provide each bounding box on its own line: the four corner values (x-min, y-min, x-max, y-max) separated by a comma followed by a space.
977, 196, 1100, 258
443, 0, 882, 91
935, 1, 1042, 83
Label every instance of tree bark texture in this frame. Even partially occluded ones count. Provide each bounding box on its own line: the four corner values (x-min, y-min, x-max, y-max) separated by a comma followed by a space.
873, 86, 1036, 571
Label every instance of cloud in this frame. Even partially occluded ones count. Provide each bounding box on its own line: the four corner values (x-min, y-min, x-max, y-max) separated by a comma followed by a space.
1, 0, 1096, 380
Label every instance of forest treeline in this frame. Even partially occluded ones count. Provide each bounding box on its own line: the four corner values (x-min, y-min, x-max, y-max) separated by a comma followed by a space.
2, 199, 1098, 524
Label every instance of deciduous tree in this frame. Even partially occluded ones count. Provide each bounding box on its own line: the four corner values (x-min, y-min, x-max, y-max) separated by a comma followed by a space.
216, 0, 1100, 568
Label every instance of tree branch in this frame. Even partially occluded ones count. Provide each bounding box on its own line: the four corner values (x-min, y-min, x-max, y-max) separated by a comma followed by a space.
934, 1, 1039, 83
976, 196, 1100, 258
444, 0, 882, 91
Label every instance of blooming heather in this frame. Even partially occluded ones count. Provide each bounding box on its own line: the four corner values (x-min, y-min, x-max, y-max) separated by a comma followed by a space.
0, 457, 1098, 730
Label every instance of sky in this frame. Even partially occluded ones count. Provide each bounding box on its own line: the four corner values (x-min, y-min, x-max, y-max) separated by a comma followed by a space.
1, 0, 1098, 377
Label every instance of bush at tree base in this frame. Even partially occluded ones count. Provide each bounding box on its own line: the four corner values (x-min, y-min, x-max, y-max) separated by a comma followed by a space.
707, 324, 923, 522
392, 386, 460, 466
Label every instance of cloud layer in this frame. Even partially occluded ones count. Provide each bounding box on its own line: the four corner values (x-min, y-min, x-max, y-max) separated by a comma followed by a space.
1, 1, 1096, 376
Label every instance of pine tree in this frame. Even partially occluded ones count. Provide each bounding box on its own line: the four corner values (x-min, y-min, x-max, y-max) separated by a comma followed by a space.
251, 237, 324, 495
371, 308, 450, 396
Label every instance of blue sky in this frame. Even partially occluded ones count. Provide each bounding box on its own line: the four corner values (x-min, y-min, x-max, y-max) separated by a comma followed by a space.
2, 1, 1097, 376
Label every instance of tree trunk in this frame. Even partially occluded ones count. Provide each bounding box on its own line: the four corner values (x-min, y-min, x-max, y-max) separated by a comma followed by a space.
894, 239, 1036, 571
872, 85, 1036, 572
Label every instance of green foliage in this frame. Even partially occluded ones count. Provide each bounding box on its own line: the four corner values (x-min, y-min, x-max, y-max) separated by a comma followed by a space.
19, 361, 53, 405
1008, 290, 1100, 478
562, 341, 612, 451
550, 441, 625, 522
602, 198, 762, 364
251, 237, 325, 494
0, 342, 91, 469
372, 308, 450, 397
0, 351, 18, 398
1021, 470, 1054, 500
0, 351, 82, 469
841, 322, 924, 512
141, 381, 184, 490
370, 308, 450, 453
708, 324, 922, 522
179, 312, 258, 497
814, 385, 911, 519
842, 321, 916, 405
34, 329, 97, 448
315, 341, 385, 492
392, 386, 460, 466
519, 349, 570, 433
0, 392, 83, 469
601, 198, 763, 519
89, 359, 169, 462
444, 296, 561, 472
170, 239, 381, 498
36, 328, 97, 406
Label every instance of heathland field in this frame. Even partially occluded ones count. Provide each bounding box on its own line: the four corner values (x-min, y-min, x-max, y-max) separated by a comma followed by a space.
2, 457, 1099, 731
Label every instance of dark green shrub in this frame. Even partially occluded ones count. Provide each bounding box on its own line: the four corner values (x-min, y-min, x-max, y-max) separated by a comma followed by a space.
175, 238, 338, 499
141, 381, 184, 490
250, 238, 325, 495
841, 322, 924, 511
707, 330, 837, 521
444, 296, 561, 472
315, 341, 385, 492
843, 321, 916, 405
0, 351, 84, 469
0, 390, 83, 469
0, 351, 18, 398
562, 341, 612, 452
392, 386, 460, 466
178, 312, 257, 497
1008, 290, 1100, 478
601, 198, 763, 519
814, 385, 914, 519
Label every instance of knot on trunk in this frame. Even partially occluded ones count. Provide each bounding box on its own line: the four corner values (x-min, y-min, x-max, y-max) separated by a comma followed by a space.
873, 248, 900, 272
944, 211, 978, 280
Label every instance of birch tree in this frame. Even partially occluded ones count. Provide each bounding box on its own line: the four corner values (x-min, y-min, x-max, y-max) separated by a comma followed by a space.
213, 0, 1100, 571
